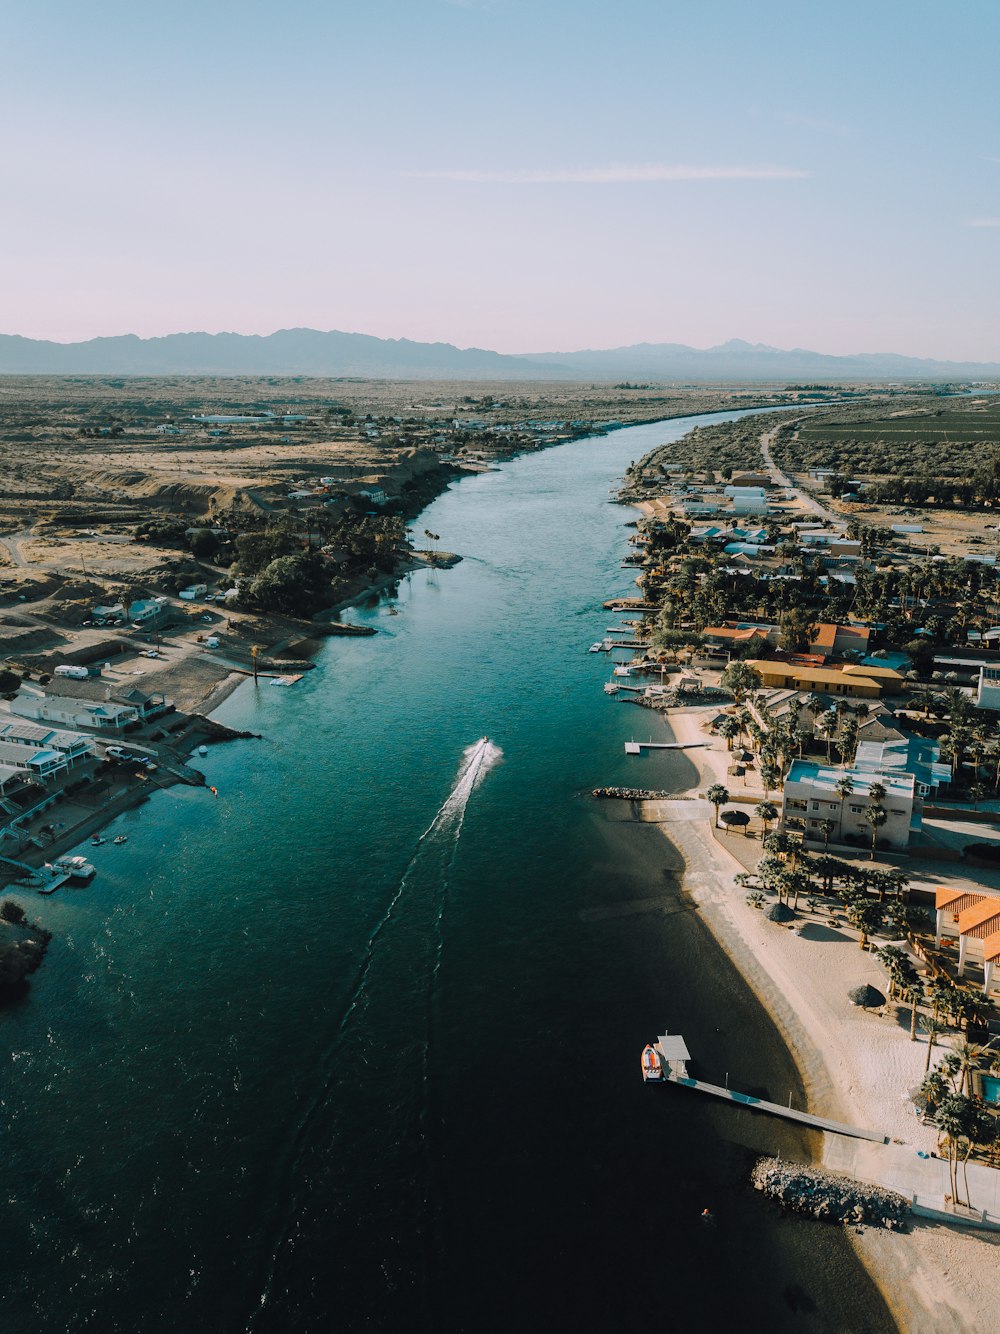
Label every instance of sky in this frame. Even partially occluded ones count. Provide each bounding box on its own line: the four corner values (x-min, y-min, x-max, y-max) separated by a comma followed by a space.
3, 0, 999, 358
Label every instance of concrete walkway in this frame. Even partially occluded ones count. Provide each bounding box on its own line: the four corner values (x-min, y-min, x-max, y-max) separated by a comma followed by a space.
826, 1136, 1000, 1230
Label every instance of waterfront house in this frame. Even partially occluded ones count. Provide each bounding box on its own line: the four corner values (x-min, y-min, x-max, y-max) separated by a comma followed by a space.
11, 685, 138, 733
0, 719, 95, 766
0, 738, 68, 783
38, 678, 170, 724
935, 888, 1000, 995
781, 759, 917, 850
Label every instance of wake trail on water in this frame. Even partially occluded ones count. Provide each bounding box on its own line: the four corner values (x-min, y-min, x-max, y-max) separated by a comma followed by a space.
248, 737, 502, 1326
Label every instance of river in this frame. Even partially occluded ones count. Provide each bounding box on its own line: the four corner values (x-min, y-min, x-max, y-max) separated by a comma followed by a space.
1, 413, 895, 1333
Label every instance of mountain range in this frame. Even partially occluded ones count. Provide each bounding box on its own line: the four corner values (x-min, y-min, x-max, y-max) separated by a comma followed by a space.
0, 329, 997, 382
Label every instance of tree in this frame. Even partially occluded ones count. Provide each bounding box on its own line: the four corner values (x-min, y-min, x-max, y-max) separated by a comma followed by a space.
865, 804, 888, 859
718, 716, 741, 750
706, 784, 729, 828
817, 817, 836, 851
755, 800, 778, 833
835, 776, 855, 840
843, 892, 883, 948
923, 1015, 947, 1072
720, 661, 762, 704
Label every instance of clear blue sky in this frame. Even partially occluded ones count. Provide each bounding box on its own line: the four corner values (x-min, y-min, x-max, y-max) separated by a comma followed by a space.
4, 0, 999, 358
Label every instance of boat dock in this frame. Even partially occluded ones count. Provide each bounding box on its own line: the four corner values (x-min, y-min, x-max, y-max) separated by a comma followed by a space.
625, 739, 706, 753
644, 1035, 888, 1143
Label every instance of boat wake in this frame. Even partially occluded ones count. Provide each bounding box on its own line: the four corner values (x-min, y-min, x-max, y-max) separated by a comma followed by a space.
249, 737, 501, 1324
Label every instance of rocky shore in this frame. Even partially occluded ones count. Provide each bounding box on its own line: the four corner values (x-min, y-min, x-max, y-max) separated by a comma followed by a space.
752, 1157, 911, 1231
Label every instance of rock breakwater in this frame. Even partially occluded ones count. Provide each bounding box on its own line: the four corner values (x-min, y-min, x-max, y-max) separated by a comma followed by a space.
752, 1157, 910, 1231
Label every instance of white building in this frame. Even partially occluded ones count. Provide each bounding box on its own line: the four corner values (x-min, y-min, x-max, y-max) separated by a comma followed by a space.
781, 759, 918, 850
11, 687, 138, 733
976, 664, 1000, 710
0, 720, 95, 766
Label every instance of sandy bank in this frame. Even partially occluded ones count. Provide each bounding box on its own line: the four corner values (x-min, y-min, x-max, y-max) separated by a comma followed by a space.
643, 707, 998, 1333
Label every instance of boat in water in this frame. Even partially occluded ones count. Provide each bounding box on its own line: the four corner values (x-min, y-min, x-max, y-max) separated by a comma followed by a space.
113, 835, 128, 845
641, 1044, 662, 1081
589, 642, 602, 653
52, 854, 97, 883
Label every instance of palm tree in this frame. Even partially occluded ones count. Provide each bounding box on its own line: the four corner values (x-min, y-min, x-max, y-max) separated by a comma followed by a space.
865, 804, 888, 859
816, 711, 837, 762
922, 1015, 947, 1072
817, 817, 836, 851
706, 784, 729, 828
951, 1040, 988, 1097
718, 716, 740, 750
835, 776, 855, 840
759, 763, 780, 798
902, 979, 925, 1041
755, 800, 778, 834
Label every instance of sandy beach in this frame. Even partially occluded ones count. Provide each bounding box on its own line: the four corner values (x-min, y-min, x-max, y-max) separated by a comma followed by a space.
643, 705, 1000, 1333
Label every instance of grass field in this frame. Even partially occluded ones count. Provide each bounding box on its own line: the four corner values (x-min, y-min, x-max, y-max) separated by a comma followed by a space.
778, 399, 1000, 475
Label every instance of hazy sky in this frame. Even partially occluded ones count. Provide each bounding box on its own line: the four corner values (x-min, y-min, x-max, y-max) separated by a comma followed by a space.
4, 0, 999, 357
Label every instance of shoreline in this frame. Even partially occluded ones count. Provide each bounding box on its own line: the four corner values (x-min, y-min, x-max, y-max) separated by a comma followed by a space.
640, 705, 995, 1332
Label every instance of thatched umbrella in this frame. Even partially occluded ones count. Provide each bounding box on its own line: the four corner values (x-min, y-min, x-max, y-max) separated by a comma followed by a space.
721, 809, 751, 836
848, 983, 886, 1010
764, 902, 796, 923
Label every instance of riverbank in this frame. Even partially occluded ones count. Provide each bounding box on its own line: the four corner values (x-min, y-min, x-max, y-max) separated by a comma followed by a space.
638, 706, 996, 1332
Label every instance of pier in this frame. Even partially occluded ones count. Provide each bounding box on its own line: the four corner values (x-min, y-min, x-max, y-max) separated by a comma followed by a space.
644, 1035, 888, 1143
625, 739, 705, 753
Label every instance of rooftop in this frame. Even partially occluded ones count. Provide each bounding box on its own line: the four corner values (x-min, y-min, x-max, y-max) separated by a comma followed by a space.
785, 759, 915, 798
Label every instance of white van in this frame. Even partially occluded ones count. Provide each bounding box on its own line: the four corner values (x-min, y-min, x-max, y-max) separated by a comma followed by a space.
54, 665, 90, 680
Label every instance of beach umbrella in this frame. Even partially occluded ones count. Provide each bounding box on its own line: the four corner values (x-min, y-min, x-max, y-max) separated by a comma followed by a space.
848, 983, 886, 1010
721, 809, 751, 835
764, 902, 796, 923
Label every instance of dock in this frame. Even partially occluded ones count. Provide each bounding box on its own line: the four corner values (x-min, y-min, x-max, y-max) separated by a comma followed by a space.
644, 1035, 888, 1143
625, 739, 706, 753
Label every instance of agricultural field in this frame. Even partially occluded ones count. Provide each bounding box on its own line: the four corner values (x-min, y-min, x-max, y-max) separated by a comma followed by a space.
776, 397, 1000, 476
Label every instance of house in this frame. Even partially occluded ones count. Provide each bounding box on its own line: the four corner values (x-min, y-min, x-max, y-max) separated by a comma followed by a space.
178, 584, 208, 601
703, 622, 778, 651
781, 759, 918, 850
842, 663, 905, 693
38, 677, 170, 723
935, 889, 1000, 995
0, 739, 68, 783
808, 623, 872, 658
11, 686, 138, 733
359, 486, 387, 506
0, 720, 94, 766
745, 661, 883, 697
129, 598, 169, 626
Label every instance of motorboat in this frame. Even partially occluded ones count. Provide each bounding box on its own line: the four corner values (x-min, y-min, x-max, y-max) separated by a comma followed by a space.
589, 642, 602, 652
91, 835, 105, 846
113, 835, 128, 845
641, 1044, 662, 1081
52, 854, 96, 883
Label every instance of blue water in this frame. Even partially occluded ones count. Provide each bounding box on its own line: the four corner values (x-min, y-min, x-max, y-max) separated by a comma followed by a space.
1, 414, 894, 1333
982, 1075, 1000, 1105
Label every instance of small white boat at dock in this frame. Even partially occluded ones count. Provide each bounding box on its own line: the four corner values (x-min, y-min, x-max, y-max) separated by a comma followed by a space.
589, 642, 602, 653
52, 854, 96, 883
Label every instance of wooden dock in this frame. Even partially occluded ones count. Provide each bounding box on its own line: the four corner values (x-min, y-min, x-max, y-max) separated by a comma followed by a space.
651, 1054, 887, 1143
625, 740, 706, 754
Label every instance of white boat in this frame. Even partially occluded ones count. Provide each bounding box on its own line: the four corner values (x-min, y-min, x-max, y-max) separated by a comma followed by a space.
53, 854, 96, 883
641, 1044, 662, 1081
589, 642, 602, 653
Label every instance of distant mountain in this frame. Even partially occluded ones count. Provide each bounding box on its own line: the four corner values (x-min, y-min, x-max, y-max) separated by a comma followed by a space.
516, 339, 1000, 381
0, 329, 565, 380
0, 328, 997, 381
